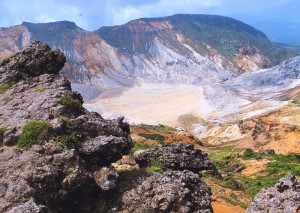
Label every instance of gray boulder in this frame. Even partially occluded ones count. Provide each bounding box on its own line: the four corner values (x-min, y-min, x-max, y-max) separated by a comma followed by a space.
120, 170, 213, 213
93, 167, 119, 191
79, 135, 132, 167
0, 144, 95, 212
246, 173, 300, 213
134, 143, 216, 173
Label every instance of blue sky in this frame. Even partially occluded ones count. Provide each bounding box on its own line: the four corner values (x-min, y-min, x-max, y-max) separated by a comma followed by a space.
0, 0, 299, 30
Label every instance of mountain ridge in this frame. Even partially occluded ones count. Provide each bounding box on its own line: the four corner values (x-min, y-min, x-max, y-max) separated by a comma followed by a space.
0, 14, 297, 92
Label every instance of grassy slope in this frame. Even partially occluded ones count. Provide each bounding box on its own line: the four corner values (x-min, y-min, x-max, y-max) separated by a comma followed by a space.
127, 124, 300, 211
98, 14, 297, 64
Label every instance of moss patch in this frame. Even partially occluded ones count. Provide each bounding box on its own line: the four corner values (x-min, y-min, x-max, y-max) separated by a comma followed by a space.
35, 87, 45, 92
17, 121, 50, 149
59, 95, 82, 109
0, 83, 11, 94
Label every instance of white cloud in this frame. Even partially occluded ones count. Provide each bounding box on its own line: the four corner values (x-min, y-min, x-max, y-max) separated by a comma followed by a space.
36, 13, 56, 23
0, 0, 298, 30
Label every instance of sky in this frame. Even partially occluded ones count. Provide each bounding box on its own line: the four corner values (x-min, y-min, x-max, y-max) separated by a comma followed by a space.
0, 0, 299, 31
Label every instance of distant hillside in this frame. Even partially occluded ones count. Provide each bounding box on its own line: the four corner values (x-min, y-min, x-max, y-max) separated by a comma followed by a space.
98, 14, 296, 66
0, 14, 297, 90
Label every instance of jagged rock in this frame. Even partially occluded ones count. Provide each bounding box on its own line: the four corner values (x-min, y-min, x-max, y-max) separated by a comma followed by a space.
246, 173, 300, 213
7, 199, 49, 213
134, 143, 216, 173
0, 40, 65, 84
0, 41, 70, 145
0, 144, 95, 212
73, 114, 130, 138
120, 170, 213, 213
93, 167, 118, 191
0, 41, 131, 148
0, 42, 133, 212
79, 135, 132, 168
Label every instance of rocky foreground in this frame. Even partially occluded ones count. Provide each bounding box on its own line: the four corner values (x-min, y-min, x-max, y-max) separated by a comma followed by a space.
0, 42, 216, 212
0, 41, 299, 213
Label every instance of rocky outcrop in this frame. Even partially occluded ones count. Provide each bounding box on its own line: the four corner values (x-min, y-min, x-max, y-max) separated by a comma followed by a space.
234, 46, 272, 72
116, 143, 216, 212
0, 144, 94, 212
120, 170, 213, 213
79, 135, 132, 168
134, 143, 216, 173
0, 41, 130, 146
0, 42, 133, 212
246, 173, 300, 213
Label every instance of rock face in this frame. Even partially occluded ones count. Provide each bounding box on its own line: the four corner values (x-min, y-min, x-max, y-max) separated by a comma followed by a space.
0, 42, 133, 212
134, 143, 216, 173
0, 144, 94, 212
120, 170, 213, 213
118, 143, 216, 212
246, 173, 300, 213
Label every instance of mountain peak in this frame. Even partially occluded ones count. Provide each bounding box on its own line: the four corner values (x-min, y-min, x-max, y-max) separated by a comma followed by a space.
22, 21, 79, 30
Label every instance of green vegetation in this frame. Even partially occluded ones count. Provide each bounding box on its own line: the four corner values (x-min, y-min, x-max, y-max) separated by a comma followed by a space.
0, 83, 11, 94
35, 87, 45, 92
146, 160, 164, 173
51, 117, 87, 149
99, 14, 296, 64
0, 126, 6, 143
52, 132, 83, 150
138, 133, 166, 145
17, 121, 50, 149
59, 95, 82, 109
225, 194, 247, 209
129, 143, 156, 159
242, 148, 262, 160
207, 145, 300, 199
0, 127, 6, 134
169, 15, 296, 63
136, 124, 176, 134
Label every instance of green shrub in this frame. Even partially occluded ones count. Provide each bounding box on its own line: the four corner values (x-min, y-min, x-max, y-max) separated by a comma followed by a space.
225, 197, 247, 209
137, 124, 176, 133
35, 87, 45, 92
0, 127, 6, 134
138, 133, 166, 145
52, 131, 83, 150
58, 95, 82, 109
0, 83, 11, 94
17, 121, 50, 149
242, 148, 260, 159
0, 127, 6, 144
146, 160, 164, 173
129, 143, 156, 159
